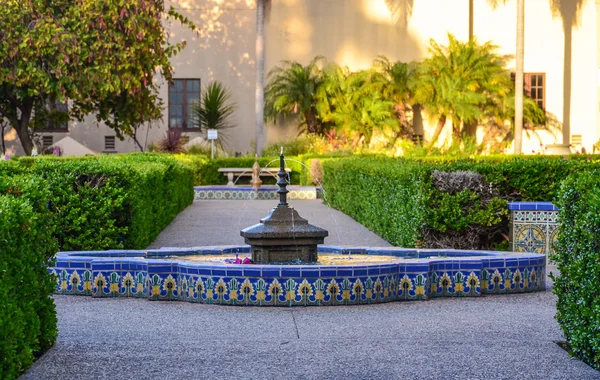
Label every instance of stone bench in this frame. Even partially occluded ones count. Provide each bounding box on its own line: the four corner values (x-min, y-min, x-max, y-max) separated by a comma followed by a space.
218, 167, 291, 187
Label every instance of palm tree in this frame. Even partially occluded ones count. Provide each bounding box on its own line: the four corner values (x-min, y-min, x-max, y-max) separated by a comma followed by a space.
255, 0, 271, 156
264, 57, 324, 134
316, 63, 398, 146
487, 0, 525, 154
412, 34, 511, 146
191, 81, 237, 150
548, 0, 585, 150
372, 56, 419, 139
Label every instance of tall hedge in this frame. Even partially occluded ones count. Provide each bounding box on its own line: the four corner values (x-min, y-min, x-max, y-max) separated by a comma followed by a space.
553, 170, 600, 369
1, 154, 194, 250
0, 176, 58, 379
322, 155, 600, 249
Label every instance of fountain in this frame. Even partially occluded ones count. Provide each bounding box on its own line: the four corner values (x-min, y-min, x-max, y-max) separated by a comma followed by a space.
49, 150, 547, 306
241, 149, 328, 263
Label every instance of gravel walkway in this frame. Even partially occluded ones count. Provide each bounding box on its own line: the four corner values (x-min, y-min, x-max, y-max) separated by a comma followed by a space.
22, 200, 600, 379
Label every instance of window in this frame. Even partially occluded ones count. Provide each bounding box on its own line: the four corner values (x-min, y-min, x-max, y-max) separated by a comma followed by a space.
104, 136, 116, 151
36, 100, 68, 131
524, 73, 545, 110
169, 79, 200, 129
42, 135, 53, 150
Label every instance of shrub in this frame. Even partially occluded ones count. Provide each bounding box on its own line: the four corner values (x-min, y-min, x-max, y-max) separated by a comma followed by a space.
0, 176, 58, 379
1, 154, 194, 250
552, 170, 600, 369
322, 155, 600, 249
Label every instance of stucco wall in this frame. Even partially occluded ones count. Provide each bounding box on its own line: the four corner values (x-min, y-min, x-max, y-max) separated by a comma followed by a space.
3, 0, 598, 155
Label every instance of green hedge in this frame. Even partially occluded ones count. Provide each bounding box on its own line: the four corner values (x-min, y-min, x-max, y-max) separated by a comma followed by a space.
553, 170, 600, 369
0, 176, 58, 379
1, 154, 194, 250
322, 155, 600, 249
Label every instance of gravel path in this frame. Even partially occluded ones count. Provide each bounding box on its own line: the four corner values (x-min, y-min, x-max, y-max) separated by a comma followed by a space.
22, 200, 600, 379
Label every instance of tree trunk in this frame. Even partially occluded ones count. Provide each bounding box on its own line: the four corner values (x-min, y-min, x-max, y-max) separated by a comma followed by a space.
452, 117, 462, 141
514, 0, 524, 154
428, 115, 447, 146
561, 21, 572, 148
0, 123, 6, 155
14, 103, 34, 156
468, 0, 474, 40
254, 0, 266, 156
304, 111, 318, 134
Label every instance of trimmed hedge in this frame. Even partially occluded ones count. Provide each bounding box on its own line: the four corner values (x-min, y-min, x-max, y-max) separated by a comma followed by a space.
0, 176, 58, 379
322, 155, 600, 249
553, 170, 600, 369
1, 154, 194, 250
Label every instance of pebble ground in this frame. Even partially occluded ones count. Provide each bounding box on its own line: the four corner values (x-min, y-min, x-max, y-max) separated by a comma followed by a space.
22, 200, 600, 379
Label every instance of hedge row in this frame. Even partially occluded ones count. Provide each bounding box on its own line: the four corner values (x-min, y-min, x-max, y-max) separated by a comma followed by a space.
1, 154, 194, 250
553, 170, 600, 369
0, 176, 58, 379
321, 155, 600, 249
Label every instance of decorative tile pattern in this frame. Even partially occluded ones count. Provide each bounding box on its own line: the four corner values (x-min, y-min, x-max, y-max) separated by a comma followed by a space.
194, 186, 319, 200
50, 246, 546, 306
509, 202, 559, 256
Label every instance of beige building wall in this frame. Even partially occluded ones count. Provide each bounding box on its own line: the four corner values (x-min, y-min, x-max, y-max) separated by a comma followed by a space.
3, 0, 599, 155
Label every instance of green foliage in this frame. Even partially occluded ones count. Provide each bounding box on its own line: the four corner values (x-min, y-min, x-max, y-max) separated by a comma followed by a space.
317, 63, 399, 145
412, 34, 512, 143
553, 170, 600, 369
265, 57, 325, 134
0, 177, 57, 379
321, 155, 600, 248
262, 135, 329, 157
0, 0, 195, 154
191, 81, 236, 150
2, 154, 194, 250
322, 157, 427, 246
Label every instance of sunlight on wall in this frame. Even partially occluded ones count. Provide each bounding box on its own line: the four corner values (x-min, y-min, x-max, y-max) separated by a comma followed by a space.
335, 40, 374, 71
283, 16, 313, 60
360, 0, 394, 25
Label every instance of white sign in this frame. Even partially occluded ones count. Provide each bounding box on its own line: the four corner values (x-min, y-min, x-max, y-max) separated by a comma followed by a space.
207, 129, 218, 140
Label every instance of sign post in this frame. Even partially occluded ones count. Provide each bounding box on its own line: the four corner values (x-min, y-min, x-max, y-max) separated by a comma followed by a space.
207, 129, 218, 159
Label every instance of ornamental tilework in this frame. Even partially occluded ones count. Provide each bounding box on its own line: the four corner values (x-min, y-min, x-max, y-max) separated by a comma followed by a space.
51, 246, 546, 307
194, 187, 318, 200
510, 208, 558, 256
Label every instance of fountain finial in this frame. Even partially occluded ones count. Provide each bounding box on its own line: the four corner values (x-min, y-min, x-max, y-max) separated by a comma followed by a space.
277, 147, 289, 207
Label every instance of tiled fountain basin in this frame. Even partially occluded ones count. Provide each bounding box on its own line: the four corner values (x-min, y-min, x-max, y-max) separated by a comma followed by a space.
51, 246, 546, 306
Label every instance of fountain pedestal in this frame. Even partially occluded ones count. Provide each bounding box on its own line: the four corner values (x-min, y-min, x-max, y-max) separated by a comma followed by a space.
240, 148, 328, 263
240, 206, 328, 263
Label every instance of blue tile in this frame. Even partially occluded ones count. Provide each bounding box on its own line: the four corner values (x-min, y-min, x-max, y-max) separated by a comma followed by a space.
243, 268, 262, 277
320, 269, 337, 277
301, 269, 319, 278
281, 268, 301, 277
262, 268, 281, 277
211, 269, 227, 277
226, 269, 243, 277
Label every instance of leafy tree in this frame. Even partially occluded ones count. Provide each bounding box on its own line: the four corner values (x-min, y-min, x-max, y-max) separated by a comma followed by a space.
191, 81, 237, 150
412, 34, 511, 145
372, 56, 419, 140
0, 0, 194, 155
265, 57, 324, 134
316, 63, 398, 146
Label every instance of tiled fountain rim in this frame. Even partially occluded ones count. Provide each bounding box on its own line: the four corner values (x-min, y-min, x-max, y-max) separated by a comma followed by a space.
52, 245, 546, 305
507, 201, 558, 211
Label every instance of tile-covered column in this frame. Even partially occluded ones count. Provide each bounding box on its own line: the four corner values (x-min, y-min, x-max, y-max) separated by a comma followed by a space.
508, 202, 559, 256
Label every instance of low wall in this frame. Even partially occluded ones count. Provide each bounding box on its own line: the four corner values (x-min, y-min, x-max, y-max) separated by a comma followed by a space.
508, 202, 558, 256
